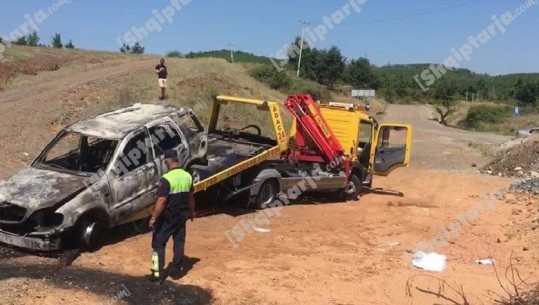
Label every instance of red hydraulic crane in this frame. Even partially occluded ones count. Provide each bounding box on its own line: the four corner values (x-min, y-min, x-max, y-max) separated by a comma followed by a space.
283, 94, 351, 177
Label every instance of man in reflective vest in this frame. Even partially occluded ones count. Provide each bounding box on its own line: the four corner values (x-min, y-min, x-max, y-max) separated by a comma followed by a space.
149, 149, 195, 283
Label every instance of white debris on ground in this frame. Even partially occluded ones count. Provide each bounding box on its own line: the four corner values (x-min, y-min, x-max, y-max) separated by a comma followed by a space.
411, 251, 447, 272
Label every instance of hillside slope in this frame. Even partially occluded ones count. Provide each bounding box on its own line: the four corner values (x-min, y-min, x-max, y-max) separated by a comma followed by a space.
0, 46, 286, 178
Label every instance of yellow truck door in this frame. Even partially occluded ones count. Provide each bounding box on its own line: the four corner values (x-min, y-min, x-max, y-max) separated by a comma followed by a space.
370, 124, 412, 176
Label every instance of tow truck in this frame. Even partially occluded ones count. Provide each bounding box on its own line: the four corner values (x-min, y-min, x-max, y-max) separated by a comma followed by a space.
189, 94, 412, 210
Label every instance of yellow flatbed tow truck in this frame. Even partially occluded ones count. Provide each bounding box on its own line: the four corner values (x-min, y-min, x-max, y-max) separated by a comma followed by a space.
187, 94, 412, 212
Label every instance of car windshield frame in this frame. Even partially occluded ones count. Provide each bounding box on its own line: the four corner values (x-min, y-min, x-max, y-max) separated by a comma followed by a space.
32, 130, 119, 176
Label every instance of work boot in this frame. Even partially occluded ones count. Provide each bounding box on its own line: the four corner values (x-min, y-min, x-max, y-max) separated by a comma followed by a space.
149, 269, 165, 285
167, 265, 184, 280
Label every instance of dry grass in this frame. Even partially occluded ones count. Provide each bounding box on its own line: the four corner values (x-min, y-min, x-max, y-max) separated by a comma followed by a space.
24, 55, 291, 136
444, 100, 538, 135
0, 45, 138, 89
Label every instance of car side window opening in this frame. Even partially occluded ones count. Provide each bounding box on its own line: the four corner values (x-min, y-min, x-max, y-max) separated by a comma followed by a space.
148, 123, 182, 157
113, 131, 150, 177
41, 132, 118, 173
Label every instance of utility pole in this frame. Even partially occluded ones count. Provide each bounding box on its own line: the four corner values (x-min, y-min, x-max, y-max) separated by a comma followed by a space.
297, 20, 310, 77
228, 44, 234, 62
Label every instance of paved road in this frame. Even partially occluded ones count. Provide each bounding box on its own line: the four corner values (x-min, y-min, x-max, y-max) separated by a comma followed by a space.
382, 104, 512, 171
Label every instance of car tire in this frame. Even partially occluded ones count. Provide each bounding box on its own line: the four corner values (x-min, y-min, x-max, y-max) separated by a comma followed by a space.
78, 219, 105, 251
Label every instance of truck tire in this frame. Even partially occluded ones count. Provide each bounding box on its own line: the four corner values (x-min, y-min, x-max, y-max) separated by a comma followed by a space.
342, 174, 361, 201
254, 179, 278, 209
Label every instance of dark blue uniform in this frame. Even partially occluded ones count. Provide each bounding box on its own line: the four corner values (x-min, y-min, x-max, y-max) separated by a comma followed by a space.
151, 167, 193, 281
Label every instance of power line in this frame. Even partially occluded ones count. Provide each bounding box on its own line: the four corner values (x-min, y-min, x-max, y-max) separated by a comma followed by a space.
343, 0, 486, 25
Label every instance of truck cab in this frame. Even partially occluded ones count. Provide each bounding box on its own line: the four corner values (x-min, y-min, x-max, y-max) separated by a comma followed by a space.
317, 102, 412, 184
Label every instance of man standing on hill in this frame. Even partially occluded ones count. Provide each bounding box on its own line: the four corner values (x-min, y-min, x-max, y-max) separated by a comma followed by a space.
155, 58, 167, 100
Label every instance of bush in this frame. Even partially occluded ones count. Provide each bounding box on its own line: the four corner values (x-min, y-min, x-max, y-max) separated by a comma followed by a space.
249, 65, 291, 90
290, 80, 331, 101
249, 65, 331, 101
462, 104, 512, 130
166, 50, 183, 58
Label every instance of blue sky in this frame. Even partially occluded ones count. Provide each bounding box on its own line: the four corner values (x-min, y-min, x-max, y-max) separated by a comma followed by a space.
1, 0, 538, 75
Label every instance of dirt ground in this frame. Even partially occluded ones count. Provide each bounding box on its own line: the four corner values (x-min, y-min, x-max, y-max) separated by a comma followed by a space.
0, 57, 537, 305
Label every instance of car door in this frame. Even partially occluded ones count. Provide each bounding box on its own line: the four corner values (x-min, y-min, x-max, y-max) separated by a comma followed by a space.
371, 124, 412, 176
147, 118, 189, 176
109, 128, 159, 224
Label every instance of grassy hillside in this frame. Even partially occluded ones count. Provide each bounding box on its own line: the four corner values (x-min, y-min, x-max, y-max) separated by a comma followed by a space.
0, 45, 152, 89
441, 100, 538, 135
1, 45, 292, 139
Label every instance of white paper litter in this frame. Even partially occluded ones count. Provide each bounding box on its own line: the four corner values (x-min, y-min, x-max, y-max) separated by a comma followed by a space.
252, 227, 271, 233
387, 242, 401, 247
411, 251, 446, 272
475, 258, 495, 265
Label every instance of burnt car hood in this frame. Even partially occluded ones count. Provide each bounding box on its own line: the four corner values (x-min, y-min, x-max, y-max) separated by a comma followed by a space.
0, 167, 87, 211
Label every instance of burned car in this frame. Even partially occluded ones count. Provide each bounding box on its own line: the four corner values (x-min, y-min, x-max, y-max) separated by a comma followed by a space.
0, 103, 207, 251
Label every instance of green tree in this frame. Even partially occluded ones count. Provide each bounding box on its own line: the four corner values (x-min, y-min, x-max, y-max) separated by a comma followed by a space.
27, 31, 39, 46
317, 46, 345, 89
300, 48, 324, 82
130, 42, 145, 54
120, 42, 145, 54
514, 78, 538, 107
14, 36, 27, 45
288, 36, 310, 70
65, 39, 75, 49
344, 57, 379, 89
51, 33, 63, 48
120, 43, 131, 53
433, 80, 458, 125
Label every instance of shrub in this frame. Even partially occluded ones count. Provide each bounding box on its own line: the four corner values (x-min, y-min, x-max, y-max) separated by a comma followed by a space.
290, 80, 331, 101
463, 104, 512, 130
249, 65, 291, 90
166, 50, 183, 58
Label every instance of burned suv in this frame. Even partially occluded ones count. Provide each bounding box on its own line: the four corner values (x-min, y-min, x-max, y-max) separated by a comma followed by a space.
0, 103, 207, 251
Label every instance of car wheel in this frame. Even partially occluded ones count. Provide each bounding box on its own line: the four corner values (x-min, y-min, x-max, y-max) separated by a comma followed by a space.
78, 219, 105, 251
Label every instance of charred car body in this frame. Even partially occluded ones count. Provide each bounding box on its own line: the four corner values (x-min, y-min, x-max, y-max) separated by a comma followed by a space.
0, 103, 207, 251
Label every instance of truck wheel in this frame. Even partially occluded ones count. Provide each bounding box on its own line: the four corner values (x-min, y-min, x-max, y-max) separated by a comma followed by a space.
78, 219, 105, 251
255, 180, 278, 209
342, 174, 361, 201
